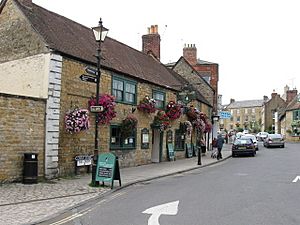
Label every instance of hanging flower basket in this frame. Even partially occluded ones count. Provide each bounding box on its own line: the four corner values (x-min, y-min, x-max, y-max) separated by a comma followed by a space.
88, 94, 117, 125
65, 108, 90, 133
165, 101, 182, 120
137, 95, 156, 113
152, 110, 170, 131
121, 114, 138, 138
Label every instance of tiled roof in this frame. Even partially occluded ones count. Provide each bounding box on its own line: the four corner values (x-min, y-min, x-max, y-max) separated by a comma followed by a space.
226, 100, 265, 109
197, 59, 217, 65
286, 94, 300, 111
15, 0, 183, 90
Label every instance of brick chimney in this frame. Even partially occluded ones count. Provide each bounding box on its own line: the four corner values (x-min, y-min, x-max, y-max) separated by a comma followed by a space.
263, 95, 269, 101
286, 89, 298, 104
230, 98, 235, 104
183, 44, 197, 66
142, 25, 160, 60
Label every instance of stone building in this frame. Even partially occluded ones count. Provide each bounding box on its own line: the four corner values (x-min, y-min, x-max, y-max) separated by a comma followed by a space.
279, 91, 300, 141
261, 91, 287, 133
0, 0, 213, 182
223, 99, 266, 132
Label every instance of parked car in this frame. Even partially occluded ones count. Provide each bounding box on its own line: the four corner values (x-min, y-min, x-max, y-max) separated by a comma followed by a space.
263, 134, 285, 148
256, 132, 269, 141
232, 138, 256, 157
241, 134, 259, 150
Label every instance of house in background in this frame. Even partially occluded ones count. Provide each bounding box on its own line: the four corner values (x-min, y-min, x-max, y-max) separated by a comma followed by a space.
223, 98, 266, 132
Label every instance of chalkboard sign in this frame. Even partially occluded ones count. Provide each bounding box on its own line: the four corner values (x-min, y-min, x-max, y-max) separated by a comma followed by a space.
167, 143, 175, 161
186, 143, 193, 158
96, 152, 121, 189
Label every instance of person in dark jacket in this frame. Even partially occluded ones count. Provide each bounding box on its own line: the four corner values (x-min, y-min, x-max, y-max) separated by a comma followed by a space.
216, 132, 224, 160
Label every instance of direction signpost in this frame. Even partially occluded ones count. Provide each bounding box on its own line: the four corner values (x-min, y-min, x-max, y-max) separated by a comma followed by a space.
85, 66, 98, 76
90, 105, 104, 113
79, 74, 97, 83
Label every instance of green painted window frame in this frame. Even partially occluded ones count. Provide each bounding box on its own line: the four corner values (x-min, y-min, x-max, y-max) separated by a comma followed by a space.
110, 124, 136, 150
293, 110, 300, 121
112, 75, 137, 105
152, 90, 165, 109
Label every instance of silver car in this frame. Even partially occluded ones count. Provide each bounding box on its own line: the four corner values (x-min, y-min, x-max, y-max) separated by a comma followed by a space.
263, 134, 285, 148
243, 134, 259, 150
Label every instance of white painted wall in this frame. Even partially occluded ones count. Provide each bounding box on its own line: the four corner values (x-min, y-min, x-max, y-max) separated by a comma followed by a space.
0, 53, 50, 99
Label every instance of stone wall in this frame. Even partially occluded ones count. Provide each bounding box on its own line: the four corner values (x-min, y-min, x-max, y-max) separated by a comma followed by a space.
0, 94, 46, 183
58, 57, 190, 175
173, 58, 214, 107
0, 0, 46, 63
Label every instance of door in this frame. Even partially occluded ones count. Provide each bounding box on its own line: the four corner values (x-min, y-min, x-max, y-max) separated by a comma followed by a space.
152, 129, 162, 163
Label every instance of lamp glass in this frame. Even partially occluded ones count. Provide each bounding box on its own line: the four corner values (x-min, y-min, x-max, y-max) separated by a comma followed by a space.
92, 26, 109, 42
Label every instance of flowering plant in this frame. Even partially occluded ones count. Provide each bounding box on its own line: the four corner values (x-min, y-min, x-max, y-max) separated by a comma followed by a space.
137, 95, 156, 113
121, 114, 138, 138
165, 101, 182, 120
65, 108, 90, 133
152, 110, 170, 131
88, 94, 116, 124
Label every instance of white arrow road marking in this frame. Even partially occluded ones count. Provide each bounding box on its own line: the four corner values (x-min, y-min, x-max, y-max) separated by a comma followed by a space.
292, 176, 300, 183
143, 200, 179, 225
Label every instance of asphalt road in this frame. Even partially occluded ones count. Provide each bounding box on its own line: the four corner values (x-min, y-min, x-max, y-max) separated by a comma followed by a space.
44, 142, 300, 225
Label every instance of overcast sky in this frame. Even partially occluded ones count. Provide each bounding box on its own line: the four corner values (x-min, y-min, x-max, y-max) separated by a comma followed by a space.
34, 0, 300, 104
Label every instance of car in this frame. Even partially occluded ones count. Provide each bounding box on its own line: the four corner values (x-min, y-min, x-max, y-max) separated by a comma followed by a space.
241, 134, 259, 150
256, 132, 269, 141
263, 134, 285, 148
232, 138, 256, 157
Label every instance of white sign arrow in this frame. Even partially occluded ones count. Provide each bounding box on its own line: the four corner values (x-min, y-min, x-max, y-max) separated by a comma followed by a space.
142, 200, 179, 225
292, 176, 300, 183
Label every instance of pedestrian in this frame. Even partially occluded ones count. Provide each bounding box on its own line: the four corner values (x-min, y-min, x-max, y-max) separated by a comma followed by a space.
216, 131, 224, 160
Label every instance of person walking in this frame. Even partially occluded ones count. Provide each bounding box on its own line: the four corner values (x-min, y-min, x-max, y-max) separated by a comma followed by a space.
216, 132, 224, 160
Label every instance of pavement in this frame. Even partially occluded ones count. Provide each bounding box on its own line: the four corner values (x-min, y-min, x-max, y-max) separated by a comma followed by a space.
0, 144, 232, 225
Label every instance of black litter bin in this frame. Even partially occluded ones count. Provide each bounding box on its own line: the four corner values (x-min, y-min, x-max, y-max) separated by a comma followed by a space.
23, 153, 38, 184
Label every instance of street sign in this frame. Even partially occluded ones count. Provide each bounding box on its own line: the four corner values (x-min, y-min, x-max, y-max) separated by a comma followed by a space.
219, 111, 231, 119
79, 74, 97, 83
85, 66, 98, 76
90, 105, 104, 113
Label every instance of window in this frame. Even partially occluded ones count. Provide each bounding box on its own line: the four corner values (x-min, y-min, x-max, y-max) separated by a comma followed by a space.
112, 76, 136, 104
237, 116, 240, 122
175, 129, 185, 150
110, 125, 136, 149
153, 90, 165, 109
293, 110, 300, 120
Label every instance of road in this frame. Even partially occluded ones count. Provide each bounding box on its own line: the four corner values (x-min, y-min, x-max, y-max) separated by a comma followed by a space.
42, 142, 300, 225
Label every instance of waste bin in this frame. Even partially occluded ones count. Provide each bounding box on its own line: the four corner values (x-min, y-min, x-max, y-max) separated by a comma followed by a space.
23, 153, 38, 184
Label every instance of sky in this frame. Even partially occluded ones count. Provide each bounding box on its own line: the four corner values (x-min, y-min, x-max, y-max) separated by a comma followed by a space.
33, 0, 300, 105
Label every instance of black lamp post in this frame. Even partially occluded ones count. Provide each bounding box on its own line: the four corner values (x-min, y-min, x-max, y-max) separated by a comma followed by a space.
91, 18, 108, 186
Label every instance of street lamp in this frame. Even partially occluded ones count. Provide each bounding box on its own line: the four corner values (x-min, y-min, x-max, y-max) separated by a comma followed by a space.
91, 18, 108, 186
